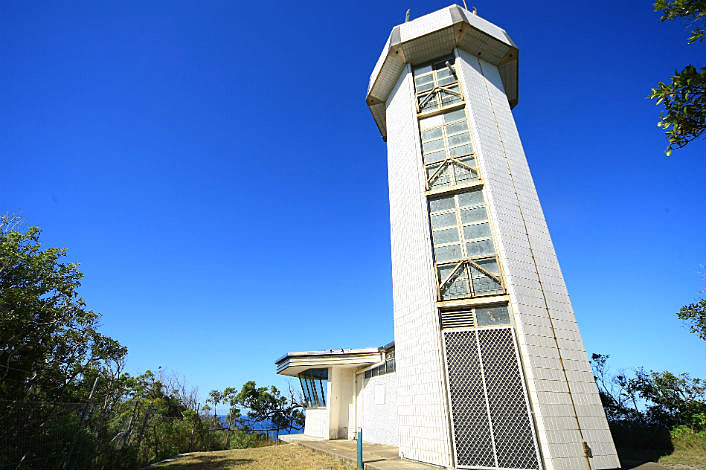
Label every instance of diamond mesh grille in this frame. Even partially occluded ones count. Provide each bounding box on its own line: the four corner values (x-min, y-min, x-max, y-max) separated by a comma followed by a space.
445, 330, 495, 468
478, 328, 540, 470
444, 327, 540, 470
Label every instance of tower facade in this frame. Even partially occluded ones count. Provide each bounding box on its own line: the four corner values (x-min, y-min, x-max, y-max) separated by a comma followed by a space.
367, 6, 619, 470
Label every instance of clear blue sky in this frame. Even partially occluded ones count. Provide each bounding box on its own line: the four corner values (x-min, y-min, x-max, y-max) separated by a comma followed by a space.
2, 1, 704, 401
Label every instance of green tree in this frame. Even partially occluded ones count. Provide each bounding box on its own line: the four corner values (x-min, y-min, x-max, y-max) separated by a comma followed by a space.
236, 381, 304, 434
650, 0, 706, 155
0, 215, 127, 402
207, 389, 224, 419
677, 299, 706, 340
0, 215, 128, 467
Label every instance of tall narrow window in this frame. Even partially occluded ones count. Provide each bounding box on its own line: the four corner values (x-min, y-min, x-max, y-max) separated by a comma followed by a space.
413, 56, 462, 113
298, 368, 328, 408
429, 188, 503, 300
420, 109, 479, 190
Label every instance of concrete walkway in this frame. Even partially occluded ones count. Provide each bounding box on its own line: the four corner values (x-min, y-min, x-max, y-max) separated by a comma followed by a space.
278, 435, 681, 470
279, 435, 442, 470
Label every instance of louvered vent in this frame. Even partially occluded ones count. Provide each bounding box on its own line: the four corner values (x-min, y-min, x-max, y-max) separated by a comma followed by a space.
444, 327, 541, 470
440, 310, 475, 329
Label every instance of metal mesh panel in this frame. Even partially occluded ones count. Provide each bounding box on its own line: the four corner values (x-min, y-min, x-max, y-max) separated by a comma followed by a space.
444, 327, 540, 470
478, 328, 540, 470
444, 330, 495, 468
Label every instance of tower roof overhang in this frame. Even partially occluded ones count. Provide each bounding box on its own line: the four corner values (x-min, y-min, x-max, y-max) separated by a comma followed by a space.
366, 4, 519, 141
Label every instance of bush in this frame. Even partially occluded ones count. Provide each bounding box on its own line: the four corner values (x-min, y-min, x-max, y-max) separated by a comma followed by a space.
229, 429, 270, 449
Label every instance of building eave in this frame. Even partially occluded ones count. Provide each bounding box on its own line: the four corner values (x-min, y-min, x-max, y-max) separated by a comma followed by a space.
275, 348, 384, 377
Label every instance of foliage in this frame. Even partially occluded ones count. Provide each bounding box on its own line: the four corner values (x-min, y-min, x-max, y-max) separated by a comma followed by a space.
591, 354, 706, 430
650, 0, 706, 155
677, 299, 706, 340
0, 217, 288, 469
655, 0, 706, 44
235, 381, 305, 434
0, 215, 127, 403
591, 353, 706, 464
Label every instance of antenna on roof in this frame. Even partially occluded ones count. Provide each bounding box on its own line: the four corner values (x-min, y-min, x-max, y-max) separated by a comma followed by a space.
405, 9, 410, 22
461, 0, 468, 10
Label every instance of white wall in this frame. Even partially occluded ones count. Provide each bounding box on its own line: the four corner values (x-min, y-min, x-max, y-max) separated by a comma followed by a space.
328, 368, 354, 439
455, 49, 619, 470
385, 65, 454, 467
304, 407, 329, 439
359, 372, 399, 447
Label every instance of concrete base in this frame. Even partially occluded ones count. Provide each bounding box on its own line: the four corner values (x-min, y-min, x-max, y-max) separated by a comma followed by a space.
278, 435, 444, 470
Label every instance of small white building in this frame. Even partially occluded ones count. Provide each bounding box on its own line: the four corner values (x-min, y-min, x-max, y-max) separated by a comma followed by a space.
276, 343, 398, 444
276, 5, 619, 470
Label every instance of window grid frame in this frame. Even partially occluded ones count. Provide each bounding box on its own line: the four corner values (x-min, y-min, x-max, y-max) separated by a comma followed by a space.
421, 112, 480, 191
413, 57, 464, 115
429, 191, 505, 301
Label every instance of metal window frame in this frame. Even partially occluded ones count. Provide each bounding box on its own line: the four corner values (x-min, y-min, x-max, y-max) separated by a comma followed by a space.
298, 369, 328, 408
414, 58, 464, 115
436, 257, 504, 301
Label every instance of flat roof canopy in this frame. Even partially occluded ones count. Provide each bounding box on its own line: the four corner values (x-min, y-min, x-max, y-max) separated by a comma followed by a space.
366, 4, 518, 141
275, 346, 390, 377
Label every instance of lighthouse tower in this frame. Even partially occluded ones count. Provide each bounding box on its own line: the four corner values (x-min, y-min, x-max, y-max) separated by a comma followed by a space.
366, 6, 619, 470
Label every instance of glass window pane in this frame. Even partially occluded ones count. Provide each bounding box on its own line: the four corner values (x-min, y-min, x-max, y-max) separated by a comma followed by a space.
434, 244, 462, 262
466, 239, 495, 257
298, 369, 328, 408
420, 98, 438, 112
422, 127, 443, 141
442, 93, 462, 106
447, 132, 470, 146
413, 64, 432, 76
457, 156, 475, 168
444, 109, 466, 122
475, 306, 510, 327
431, 212, 457, 228
475, 257, 499, 274
427, 165, 450, 188
472, 275, 503, 295
445, 121, 468, 135
438, 76, 457, 86
436, 68, 451, 79
424, 150, 446, 164
460, 206, 487, 223
422, 138, 444, 153
449, 143, 472, 157
415, 74, 434, 85
454, 158, 477, 184
457, 189, 483, 208
433, 227, 459, 244
416, 82, 434, 92
441, 86, 461, 103
463, 222, 491, 240
429, 196, 455, 213
440, 267, 470, 299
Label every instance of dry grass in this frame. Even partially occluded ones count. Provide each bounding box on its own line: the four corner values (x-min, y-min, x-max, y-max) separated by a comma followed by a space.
154, 443, 354, 470
658, 431, 706, 469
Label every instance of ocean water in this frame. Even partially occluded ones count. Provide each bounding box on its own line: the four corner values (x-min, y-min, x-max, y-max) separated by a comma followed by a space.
216, 415, 303, 439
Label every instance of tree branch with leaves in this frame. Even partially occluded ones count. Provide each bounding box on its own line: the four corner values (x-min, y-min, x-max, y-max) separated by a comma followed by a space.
650, 0, 706, 155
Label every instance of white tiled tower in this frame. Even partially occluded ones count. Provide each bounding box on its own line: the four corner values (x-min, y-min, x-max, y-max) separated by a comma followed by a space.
367, 6, 619, 470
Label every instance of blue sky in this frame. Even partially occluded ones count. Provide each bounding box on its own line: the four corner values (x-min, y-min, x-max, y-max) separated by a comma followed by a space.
1, 1, 704, 401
